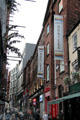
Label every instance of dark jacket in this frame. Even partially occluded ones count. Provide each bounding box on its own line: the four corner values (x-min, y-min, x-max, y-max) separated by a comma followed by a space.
34, 111, 40, 120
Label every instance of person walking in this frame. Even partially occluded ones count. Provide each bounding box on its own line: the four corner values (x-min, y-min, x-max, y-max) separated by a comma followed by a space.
26, 109, 34, 120
42, 112, 48, 120
34, 109, 40, 120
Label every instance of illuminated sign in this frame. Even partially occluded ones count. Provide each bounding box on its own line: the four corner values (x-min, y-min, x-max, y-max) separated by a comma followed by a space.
39, 95, 43, 102
33, 98, 36, 105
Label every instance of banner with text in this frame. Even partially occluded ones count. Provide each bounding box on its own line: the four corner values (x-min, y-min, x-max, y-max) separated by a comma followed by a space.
37, 46, 44, 78
54, 15, 64, 60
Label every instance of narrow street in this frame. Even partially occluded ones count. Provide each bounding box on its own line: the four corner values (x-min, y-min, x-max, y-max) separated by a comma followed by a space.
1, 0, 80, 120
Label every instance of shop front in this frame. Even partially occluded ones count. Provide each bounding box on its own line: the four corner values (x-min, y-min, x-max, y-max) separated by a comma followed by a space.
32, 93, 44, 114
48, 92, 80, 120
64, 97, 80, 120
29, 93, 39, 111
29, 87, 44, 114
44, 87, 51, 114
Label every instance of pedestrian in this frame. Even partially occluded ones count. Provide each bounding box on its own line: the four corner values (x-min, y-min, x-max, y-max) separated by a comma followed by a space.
42, 111, 48, 120
34, 108, 40, 120
27, 109, 34, 120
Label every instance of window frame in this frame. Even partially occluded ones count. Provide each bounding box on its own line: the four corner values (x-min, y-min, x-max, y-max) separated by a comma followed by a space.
47, 24, 49, 35
47, 43, 50, 55
46, 64, 50, 81
72, 32, 77, 51
60, 60, 64, 73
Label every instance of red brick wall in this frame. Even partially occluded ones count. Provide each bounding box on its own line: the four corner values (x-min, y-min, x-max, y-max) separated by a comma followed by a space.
44, 0, 80, 99
67, 0, 80, 34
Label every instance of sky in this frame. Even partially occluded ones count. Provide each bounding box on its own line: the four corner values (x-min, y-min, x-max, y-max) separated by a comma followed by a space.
7, 0, 48, 70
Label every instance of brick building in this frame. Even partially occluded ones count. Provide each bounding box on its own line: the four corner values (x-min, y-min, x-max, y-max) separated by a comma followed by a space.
45, 0, 80, 119
22, 0, 80, 119
22, 29, 45, 116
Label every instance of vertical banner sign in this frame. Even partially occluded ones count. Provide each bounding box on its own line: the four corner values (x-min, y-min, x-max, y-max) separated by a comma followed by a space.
54, 15, 64, 60
37, 46, 44, 78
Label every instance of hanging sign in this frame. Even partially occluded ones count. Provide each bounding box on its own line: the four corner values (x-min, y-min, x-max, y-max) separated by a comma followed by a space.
37, 46, 44, 78
54, 15, 64, 60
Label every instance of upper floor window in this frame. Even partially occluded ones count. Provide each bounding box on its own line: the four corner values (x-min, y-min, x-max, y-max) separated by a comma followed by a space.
59, 0, 63, 13
72, 60, 78, 72
60, 60, 64, 73
47, 64, 50, 81
47, 24, 49, 34
47, 43, 50, 55
72, 32, 77, 51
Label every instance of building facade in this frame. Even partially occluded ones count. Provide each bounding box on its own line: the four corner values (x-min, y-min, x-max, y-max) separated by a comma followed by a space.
16, 43, 36, 111
9, 64, 19, 108
7, 0, 80, 119
23, 0, 80, 119
66, 20, 80, 120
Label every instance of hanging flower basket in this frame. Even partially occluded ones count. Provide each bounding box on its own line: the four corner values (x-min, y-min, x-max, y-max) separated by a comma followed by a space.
64, 76, 71, 85
72, 72, 80, 82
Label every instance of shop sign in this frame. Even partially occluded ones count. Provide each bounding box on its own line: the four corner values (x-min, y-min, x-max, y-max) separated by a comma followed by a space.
54, 15, 64, 60
33, 98, 36, 106
45, 91, 50, 97
44, 87, 50, 92
39, 94, 43, 102
37, 46, 44, 78
53, 104, 58, 118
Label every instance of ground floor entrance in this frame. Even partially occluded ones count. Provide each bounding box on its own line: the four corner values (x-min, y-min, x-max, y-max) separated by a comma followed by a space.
64, 97, 80, 120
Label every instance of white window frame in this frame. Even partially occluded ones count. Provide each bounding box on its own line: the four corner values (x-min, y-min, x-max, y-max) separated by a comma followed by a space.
47, 64, 50, 81
47, 24, 49, 34
60, 60, 64, 73
72, 32, 77, 51
47, 43, 50, 55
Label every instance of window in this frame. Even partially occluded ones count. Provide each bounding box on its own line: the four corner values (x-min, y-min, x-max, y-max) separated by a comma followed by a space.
47, 24, 49, 34
47, 43, 50, 55
59, 0, 63, 13
72, 60, 78, 72
47, 65, 50, 81
72, 32, 77, 51
60, 60, 64, 73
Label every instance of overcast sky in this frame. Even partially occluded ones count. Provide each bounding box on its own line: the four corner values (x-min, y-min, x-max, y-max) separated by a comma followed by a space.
7, 0, 48, 70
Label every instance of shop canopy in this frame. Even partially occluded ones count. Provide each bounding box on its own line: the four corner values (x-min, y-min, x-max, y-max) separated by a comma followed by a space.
48, 92, 80, 105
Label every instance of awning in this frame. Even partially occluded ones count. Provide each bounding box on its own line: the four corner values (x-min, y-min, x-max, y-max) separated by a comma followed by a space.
48, 92, 80, 105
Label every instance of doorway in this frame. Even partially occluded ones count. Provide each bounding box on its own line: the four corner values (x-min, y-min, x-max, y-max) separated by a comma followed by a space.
64, 97, 80, 120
